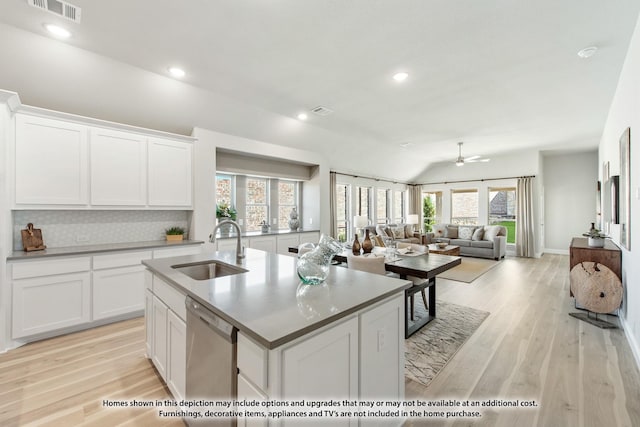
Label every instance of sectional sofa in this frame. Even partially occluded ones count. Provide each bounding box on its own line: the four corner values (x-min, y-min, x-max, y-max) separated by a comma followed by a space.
424, 224, 507, 260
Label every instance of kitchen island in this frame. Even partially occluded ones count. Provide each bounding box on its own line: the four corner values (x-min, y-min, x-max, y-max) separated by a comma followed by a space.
143, 248, 412, 426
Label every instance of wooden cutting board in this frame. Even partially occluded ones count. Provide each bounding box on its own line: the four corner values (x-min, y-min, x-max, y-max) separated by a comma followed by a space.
21, 223, 47, 252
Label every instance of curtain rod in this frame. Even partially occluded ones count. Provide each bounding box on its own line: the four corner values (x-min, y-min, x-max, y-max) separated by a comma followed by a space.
421, 175, 536, 186
331, 171, 415, 186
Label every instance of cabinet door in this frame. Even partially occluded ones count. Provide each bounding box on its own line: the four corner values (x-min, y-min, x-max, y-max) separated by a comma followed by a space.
15, 114, 88, 205
152, 295, 169, 380
216, 238, 239, 252
145, 289, 153, 358
277, 234, 299, 255
90, 128, 147, 205
12, 272, 91, 338
281, 317, 358, 406
299, 232, 320, 245
92, 265, 146, 320
148, 138, 192, 207
248, 236, 276, 253
237, 374, 268, 427
167, 310, 186, 401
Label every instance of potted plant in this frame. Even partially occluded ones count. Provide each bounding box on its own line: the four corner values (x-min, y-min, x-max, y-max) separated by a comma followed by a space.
165, 226, 185, 241
216, 203, 238, 237
583, 224, 606, 248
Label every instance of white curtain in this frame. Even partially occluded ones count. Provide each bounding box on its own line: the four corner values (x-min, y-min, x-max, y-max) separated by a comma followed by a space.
329, 172, 337, 238
516, 177, 535, 257
409, 185, 422, 227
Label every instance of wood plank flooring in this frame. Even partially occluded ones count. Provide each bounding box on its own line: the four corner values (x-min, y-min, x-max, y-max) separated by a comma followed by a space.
1, 254, 638, 426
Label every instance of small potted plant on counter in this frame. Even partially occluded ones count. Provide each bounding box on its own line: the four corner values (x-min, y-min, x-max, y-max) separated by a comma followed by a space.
216, 203, 238, 237
583, 223, 607, 247
165, 226, 185, 242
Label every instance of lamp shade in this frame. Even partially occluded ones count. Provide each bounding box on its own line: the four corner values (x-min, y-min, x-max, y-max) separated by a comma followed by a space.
353, 215, 369, 228
406, 214, 419, 225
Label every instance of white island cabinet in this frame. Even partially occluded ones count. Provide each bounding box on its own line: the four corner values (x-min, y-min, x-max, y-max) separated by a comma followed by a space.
142, 249, 408, 427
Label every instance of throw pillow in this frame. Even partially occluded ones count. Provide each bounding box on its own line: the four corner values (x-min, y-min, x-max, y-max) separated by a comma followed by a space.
472, 227, 484, 241
458, 226, 475, 240
445, 226, 458, 239
392, 226, 405, 239
404, 225, 414, 238
384, 226, 394, 238
374, 235, 385, 247
483, 225, 500, 241
432, 224, 446, 238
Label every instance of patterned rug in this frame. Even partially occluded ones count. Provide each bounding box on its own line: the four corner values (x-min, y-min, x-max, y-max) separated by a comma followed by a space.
436, 257, 499, 283
405, 300, 490, 387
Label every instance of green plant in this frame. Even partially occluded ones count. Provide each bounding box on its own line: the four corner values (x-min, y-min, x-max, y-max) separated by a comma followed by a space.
165, 226, 185, 235
423, 197, 435, 232
216, 203, 237, 220
583, 228, 605, 238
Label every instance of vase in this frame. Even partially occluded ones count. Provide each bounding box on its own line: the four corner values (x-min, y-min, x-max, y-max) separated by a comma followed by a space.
288, 207, 300, 231
352, 234, 361, 255
588, 237, 605, 248
296, 234, 343, 285
362, 229, 373, 254
217, 218, 234, 237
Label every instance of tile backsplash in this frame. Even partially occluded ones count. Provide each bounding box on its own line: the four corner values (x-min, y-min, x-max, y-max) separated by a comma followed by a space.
13, 210, 189, 250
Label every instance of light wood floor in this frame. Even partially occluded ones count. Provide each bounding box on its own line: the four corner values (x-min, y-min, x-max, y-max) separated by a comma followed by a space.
1, 254, 639, 426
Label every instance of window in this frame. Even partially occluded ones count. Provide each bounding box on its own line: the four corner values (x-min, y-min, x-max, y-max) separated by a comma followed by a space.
451, 189, 478, 225
336, 184, 350, 241
356, 186, 371, 218
278, 181, 298, 230
216, 174, 234, 206
422, 191, 442, 232
246, 177, 268, 231
376, 188, 390, 224
489, 187, 516, 243
393, 190, 405, 223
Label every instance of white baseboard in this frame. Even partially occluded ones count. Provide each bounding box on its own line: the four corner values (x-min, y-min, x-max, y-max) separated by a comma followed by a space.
543, 248, 569, 255
620, 316, 640, 373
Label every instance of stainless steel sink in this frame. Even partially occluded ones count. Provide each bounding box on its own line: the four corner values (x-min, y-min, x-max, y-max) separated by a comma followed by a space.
171, 260, 248, 280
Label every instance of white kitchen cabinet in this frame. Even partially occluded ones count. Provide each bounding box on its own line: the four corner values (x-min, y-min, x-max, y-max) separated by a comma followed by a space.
216, 238, 239, 252
237, 374, 268, 427
92, 265, 146, 320
167, 310, 187, 401
152, 294, 169, 381
148, 138, 192, 207
248, 236, 276, 253
299, 231, 320, 244
12, 272, 91, 338
276, 234, 300, 255
153, 245, 202, 259
15, 114, 88, 205
90, 128, 147, 206
145, 288, 153, 358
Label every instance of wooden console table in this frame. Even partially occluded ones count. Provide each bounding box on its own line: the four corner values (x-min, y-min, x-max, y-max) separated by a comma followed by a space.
569, 237, 621, 297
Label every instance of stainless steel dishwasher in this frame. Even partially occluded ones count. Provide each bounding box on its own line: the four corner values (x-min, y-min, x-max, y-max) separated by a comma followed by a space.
185, 296, 237, 426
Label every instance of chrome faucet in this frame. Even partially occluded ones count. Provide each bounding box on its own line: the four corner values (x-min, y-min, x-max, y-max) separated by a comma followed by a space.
210, 219, 245, 261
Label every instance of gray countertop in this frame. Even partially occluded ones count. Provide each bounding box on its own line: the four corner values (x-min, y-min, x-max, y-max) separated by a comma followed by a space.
143, 248, 411, 349
214, 228, 320, 239
7, 239, 204, 261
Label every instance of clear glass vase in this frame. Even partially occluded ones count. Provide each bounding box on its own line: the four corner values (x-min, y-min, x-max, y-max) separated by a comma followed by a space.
296, 234, 343, 285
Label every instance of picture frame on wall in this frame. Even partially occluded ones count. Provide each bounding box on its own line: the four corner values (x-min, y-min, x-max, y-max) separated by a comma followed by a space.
619, 127, 630, 250
602, 161, 610, 234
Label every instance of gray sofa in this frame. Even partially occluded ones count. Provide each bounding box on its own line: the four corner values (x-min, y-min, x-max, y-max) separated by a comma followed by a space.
364, 224, 422, 245
425, 224, 507, 260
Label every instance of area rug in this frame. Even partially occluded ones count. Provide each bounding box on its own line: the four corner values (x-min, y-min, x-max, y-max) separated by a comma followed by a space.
405, 300, 489, 387
436, 257, 499, 283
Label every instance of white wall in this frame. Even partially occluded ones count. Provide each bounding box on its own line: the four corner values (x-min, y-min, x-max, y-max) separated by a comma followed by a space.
542, 151, 598, 253
191, 128, 329, 250
599, 12, 640, 368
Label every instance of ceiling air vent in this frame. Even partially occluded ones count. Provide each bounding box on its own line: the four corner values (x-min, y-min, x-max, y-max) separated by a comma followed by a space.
27, 0, 82, 23
310, 106, 334, 116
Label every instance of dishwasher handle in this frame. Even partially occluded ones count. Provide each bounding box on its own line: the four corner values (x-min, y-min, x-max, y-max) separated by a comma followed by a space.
185, 296, 237, 343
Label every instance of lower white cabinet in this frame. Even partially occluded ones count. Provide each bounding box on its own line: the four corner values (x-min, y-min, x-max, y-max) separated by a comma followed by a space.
299, 231, 320, 245
152, 295, 169, 380
167, 310, 187, 401
248, 236, 276, 252
276, 234, 300, 255
12, 272, 91, 338
237, 374, 268, 427
145, 289, 153, 357
92, 265, 146, 320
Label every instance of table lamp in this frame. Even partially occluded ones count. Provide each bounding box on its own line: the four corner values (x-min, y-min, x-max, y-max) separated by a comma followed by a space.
353, 215, 369, 239
406, 214, 419, 233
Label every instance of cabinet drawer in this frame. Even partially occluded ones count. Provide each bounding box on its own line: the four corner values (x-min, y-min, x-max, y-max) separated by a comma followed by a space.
93, 250, 152, 270
11, 256, 91, 280
238, 332, 268, 390
153, 277, 186, 321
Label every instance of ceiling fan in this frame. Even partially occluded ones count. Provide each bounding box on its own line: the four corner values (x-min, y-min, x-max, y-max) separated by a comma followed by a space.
455, 142, 490, 166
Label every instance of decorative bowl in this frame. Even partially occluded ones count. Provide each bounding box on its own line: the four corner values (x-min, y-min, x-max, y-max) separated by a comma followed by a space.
437, 242, 448, 249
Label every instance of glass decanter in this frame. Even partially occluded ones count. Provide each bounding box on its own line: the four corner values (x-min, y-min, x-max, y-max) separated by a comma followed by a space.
296, 234, 343, 285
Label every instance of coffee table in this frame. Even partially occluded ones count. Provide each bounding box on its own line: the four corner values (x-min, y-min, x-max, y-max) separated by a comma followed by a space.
428, 244, 461, 256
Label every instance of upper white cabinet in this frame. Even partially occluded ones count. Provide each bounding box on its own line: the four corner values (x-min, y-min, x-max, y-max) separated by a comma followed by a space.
13, 112, 194, 209
15, 114, 88, 205
148, 138, 192, 207
90, 128, 147, 206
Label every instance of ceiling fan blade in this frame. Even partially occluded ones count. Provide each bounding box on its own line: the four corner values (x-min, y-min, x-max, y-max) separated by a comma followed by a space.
466, 157, 490, 163
465, 155, 481, 161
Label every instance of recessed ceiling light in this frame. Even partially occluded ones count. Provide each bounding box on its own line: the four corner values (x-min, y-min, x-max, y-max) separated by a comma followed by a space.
45, 24, 71, 39
168, 67, 186, 78
297, 113, 308, 121
393, 72, 409, 82
399, 142, 413, 148
577, 46, 598, 59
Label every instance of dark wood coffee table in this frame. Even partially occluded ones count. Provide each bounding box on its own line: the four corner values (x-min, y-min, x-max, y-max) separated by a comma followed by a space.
428, 244, 460, 256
